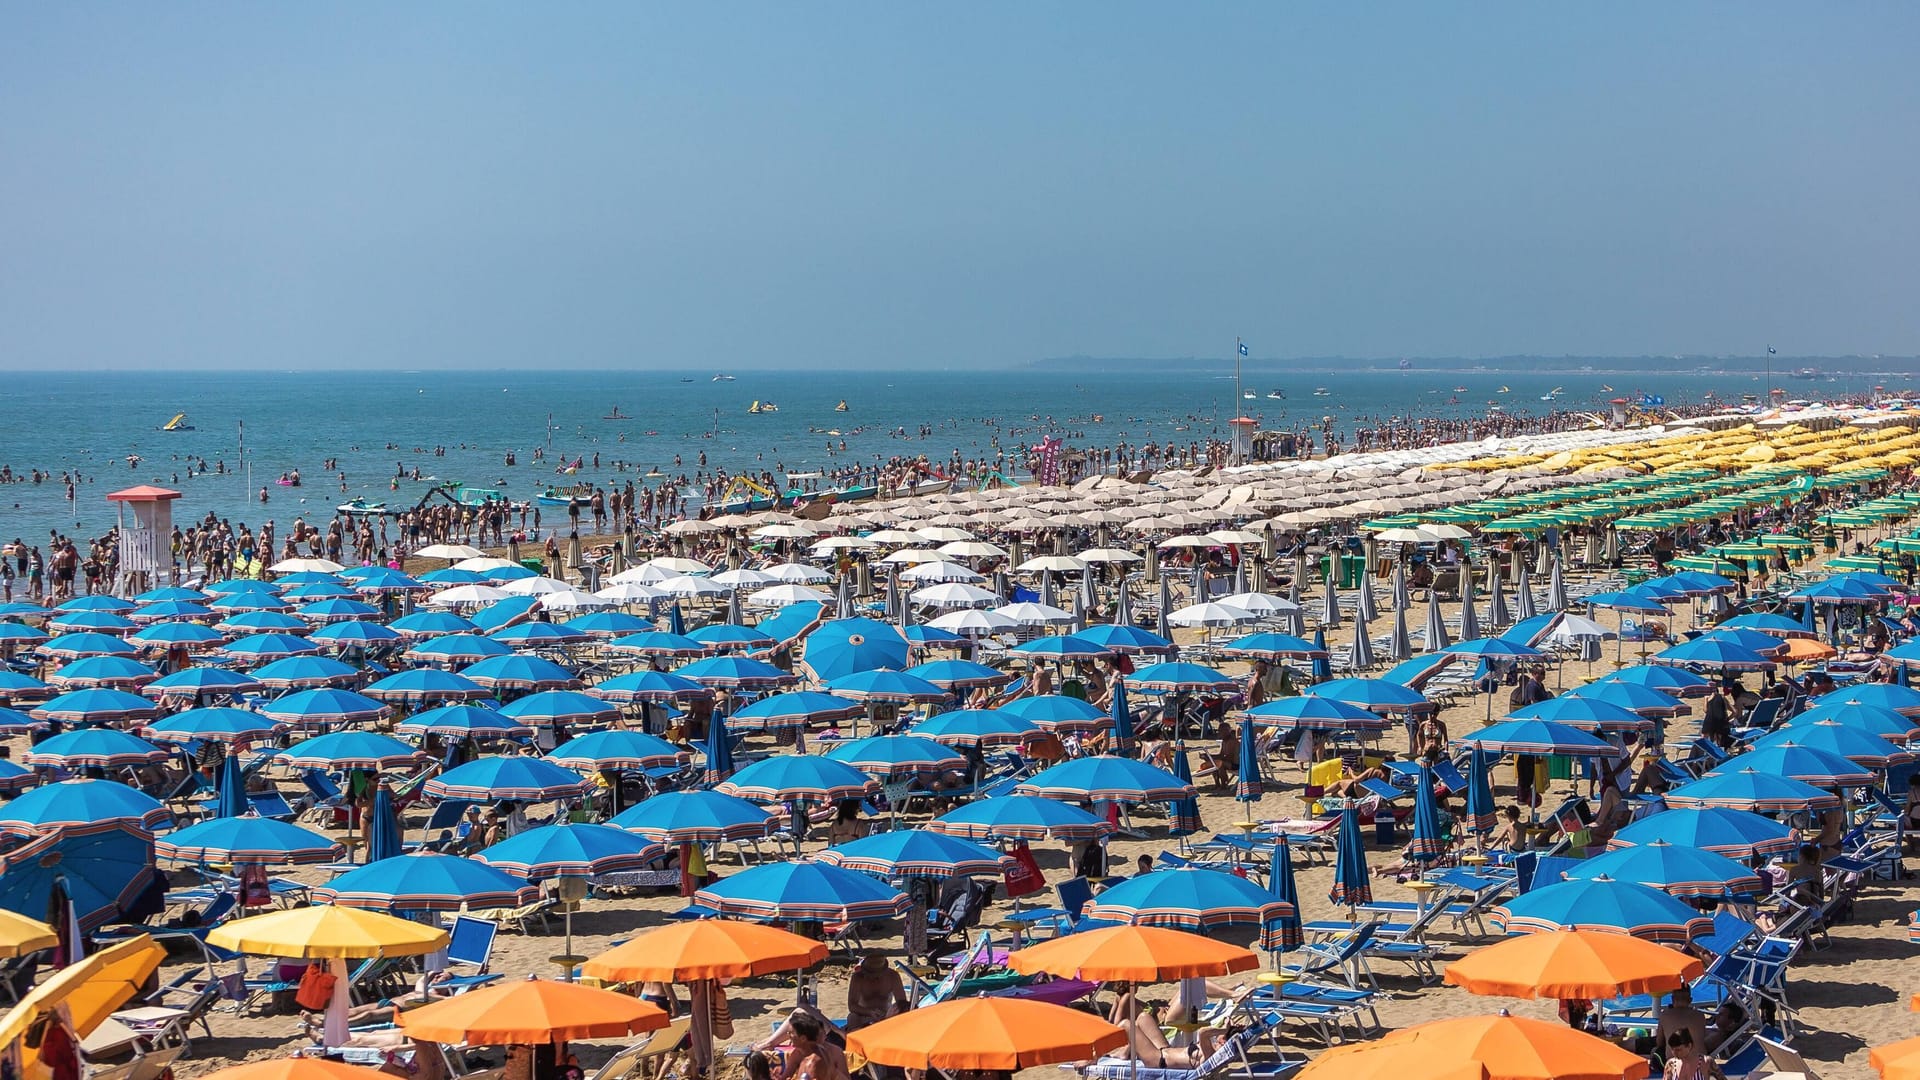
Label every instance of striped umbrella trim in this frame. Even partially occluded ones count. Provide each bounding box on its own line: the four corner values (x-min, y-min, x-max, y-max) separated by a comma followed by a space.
480, 852, 657, 878
1494, 912, 1710, 945
279, 753, 422, 771
1235, 779, 1264, 801
592, 689, 713, 704
363, 688, 495, 702
1328, 882, 1372, 907
684, 676, 800, 690
255, 674, 359, 689
621, 822, 778, 844
1647, 658, 1777, 671
1462, 811, 1498, 835
922, 819, 1113, 842
1462, 738, 1622, 757
1128, 679, 1237, 693
421, 779, 591, 801
0, 775, 35, 795
547, 752, 686, 770
22, 749, 168, 768
826, 757, 962, 774
1082, 901, 1295, 928
0, 806, 172, 834
1031, 717, 1113, 734
817, 853, 1010, 878
1246, 716, 1394, 732
314, 885, 538, 911
1260, 921, 1305, 951
1016, 783, 1196, 803
464, 676, 583, 691
921, 731, 1032, 748
154, 840, 342, 864
1168, 806, 1203, 835
1405, 837, 1449, 860
691, 893, 912, 921
1663, 792, 1841, 811
30, 707, 158, 723
258, 708, 389, 724
715, 780, 876, 803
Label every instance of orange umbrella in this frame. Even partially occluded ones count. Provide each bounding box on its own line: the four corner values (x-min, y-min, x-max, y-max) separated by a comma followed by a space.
1007, 924, 1260, 981
1295, 1013, 1650, 1080
846, 997, 1128, 1070
1872, 1035, 1920, 1080
199, 1063, 384, 1080
398, 978, 667, 1044
580, 920, 827, 982
1443, 930, 1703, 1000
1778, 638, 1836, 664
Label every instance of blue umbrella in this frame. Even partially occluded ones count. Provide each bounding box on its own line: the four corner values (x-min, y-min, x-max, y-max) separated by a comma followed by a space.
559, 612, 656, 639
210, 593, 295, 613
1664, 768, 1842, 813
283, 582, 356, 602
1493, 877, 1714, 944
0, 708, 44, 734
1084, 867, 1294, 930
406, 634, 514, 663
1127, 662, 1236, 694
279, 731, 421, 771
1222, 632, 1328, 661
57, 594, 135, 613
23, 728, 168, 768
802, 617, 911, 680
223, 633, 320, 661
591, 670, 713, 704
1074, 624, 1176, 655
366, 784, 403, 863
1751, 721, 1909, 769
258, 687, 390, 727
687, 623, 777, 651
693, 861, 910, 922
1586, 588, 1673, 616
297, 599, 383, 623
1508, 696, 1651, 733
1455, 718, 1623, 759
1310, 629, 1330, 680
998, 694, 1108, 731
489, 622, 592, 648
824, 669, 947, 703
422, 757, 590, 801
818, 831, 1011, 878
145, 667, 265, 701
390, 611, 480, 637
350, 568, 426, 593
215, 611, 308, 634
251, 655, 360, 689
499, 690, 620, 727
546, 730, 686, 771
1242, 696, 1392, 733
1017, 756, 1195, 804
47, 611, 138, 634
37, 632, 139, 659
1329, 806, 1371, 908
1566, 680, 1690, 718
903, 659, 1011, 690
1448, 749, 1490, 839
667, 602, 686, 637
1165, 748, 1201, 835
925, 795, 1112, 842
1810, 683, 1920, 716
203, 578, 279, 596
824, 735, 965, 777
1407, 765, 1444, 863
1652, 638, 1776, 672
216, 751, 247, 819
912, 709, 1038, 748
1443, 637, 1546, 663
607, 790, 777, 843
718, 755, 875, 803
1568, 840, 1765, 900
31, 687, 160, 725
397, 705, 531, 740
1785, 701, 1916, 740
309, 620, 404, 648
418, 569, 488, 586
1789, 577, 1888, 605
1266, 843, 1304, 952
474, 823, 663, 881
1235, 720, 1263, 802
154, 816, 344, 865
364, 668, 491, 702
0, 779, 171, 836
0, 761, 34, 796
704, 705, 736, 784
128, 622, 224, 649
729, 692, 864, 732
1696, 628, 1789, 657
1009, 635, 1114, 663
145, 707, 283, 746
1609, 806, 1796, 859
1110, 679, 1135, 755
50, 656, 157, 688
462, 655, 580, 691
1306, 678, 1433, 715
1707, 743, 1873, 787
902, 625, 964, 649
313, 852, 538, 913
0, 824, 155, 931
678, 655, 800, 690
0, 672, 49, 701
134, 587, 207, 604
0, 623, 48, 646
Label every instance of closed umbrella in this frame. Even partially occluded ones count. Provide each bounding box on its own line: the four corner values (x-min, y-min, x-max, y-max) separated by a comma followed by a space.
1423, 595, 1452, 651
1457, 558, 1480, 641
1547, 556, 1569, 611
1329, 806, 1371, 908
1356, 570, 1378, 624
1155, 575, 1171, 639
1408, 765, 1445, 863
1487, 562, 1511, 629
1390, 560, 1409, 611
1111, 679, 1135, 756
1165, 749, 1202, 835
1387, 603, 1412, 662
1320, 562, 1341, 629
364, 785, 403, 863
1348, 617, 1374, 670
1236, 719, 1263, 802
1267, 844, 1303, 952
1515, 565, 1537, 622
704, 706, 735, 784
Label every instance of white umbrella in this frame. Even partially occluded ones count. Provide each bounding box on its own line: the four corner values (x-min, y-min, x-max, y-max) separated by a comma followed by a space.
539, 588, 613, 612
429, 584, 512, 607
928, 609, 1017, 637
596, 582, 666, 603
410, 544, 485, 561
1167, 602, 1258, 628
665, 520, 725, 536
766, 562, 833, 584
657, 575, 730, 600
750, 584, 836, 607
938, 541, 1008, 559
812, 536, 877, 551
1545, 614, 1613, 642
1204, 530, 1264, 546
1079, 548, 1145, 564
1157, 535, 1217, 550
1369, 527, 1438, 544
455, 556, 520, 573
911, 582, 1002, 609
271, 557, 346, 573
900, 561, 984, 584
994, 602, 1074, 626
711, 568, 778, 590
753, 523, 821, 541
915, 526, 975, 543
1017, 556, 1089, 574
880, 549, 944, 565
865, 530, 926, 546
642, 557, 714, 577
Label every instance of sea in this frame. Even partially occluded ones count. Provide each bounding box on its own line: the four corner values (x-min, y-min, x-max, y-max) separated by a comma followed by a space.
0, 364, 1899, 546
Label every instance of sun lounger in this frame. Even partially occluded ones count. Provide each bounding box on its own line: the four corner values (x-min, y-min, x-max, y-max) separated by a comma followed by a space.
1081, 1015, 1303, 1080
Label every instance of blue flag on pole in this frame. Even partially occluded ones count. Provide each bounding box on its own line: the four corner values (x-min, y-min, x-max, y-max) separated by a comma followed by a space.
1238, 342, 1249, 357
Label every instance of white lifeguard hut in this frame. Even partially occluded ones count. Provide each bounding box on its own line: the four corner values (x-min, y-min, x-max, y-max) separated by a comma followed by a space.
107, 485, 182, 596
1229, 416, 1258, 464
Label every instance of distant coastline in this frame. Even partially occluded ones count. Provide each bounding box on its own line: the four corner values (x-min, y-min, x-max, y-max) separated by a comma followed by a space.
1026, 354, 1920, 377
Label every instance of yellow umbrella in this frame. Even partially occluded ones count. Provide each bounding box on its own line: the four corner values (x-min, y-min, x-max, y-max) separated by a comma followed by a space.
0, 934, 165, 1080
209, 906, 447, 1048
0, 912, 57, 959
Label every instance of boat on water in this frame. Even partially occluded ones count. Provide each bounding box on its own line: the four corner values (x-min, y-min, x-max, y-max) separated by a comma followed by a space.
1791, 368, 1820, 380
535, 483, 594, 507
1452, 386, 1469, 393
712, 374, 736, 382
1540, 387, 1564, 401
748, 400, 779, 414
1497, 386, 1511, 394
1312, 388, 1331, 397
1599, 384, 1614, 392
1266, 389, 1285, 399
709, 476, 955, 515
337, 498, 387, 515
160, 413, 195, 432
834, 400, 849, 412
603, 407, 631, 420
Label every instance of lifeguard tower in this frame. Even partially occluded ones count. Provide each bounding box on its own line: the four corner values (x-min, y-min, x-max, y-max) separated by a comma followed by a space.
107, 485, 182, 596
1229, 416, 1258, 464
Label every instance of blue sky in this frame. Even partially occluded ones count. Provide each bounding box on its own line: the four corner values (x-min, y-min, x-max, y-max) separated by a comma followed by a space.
2, 4, 1917, 370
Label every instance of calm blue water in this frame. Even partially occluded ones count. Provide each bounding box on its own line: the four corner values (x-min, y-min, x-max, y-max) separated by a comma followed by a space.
0, 366, 1861, 543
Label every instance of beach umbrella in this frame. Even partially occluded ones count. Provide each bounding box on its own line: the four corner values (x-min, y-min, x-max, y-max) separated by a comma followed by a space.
825, 668, 948, 703
718, 753, 878, 803
560, 611, 654, 639
1155, 574, 1171, 639
460, 654, 580, 692
295, 599, 382, 624
364, 668, 491, 702
1319, 562, 1341, 629
397, 704, 531, 741
1442, 929, 1701, 1001
1235, 718, 1263, 801
913, 708, 1039, 748
694, 860, 911, 922
1665, 767, 1842, 812
475, 822, 663, 880
1596, 664, 1713, 698
996, 696, 1109, 736
390, 611, 480, 637
1546, 557, 1569, 612
1457, 558, 1481, 640
144, 706, 283, 746
214, 750, 247, 819
497, 689, 619, 728
258, 687, 390, 727
155, 816, 344, 865
591, 670, 713, 703
677, 655, 799, 690
1267, 843, 1304, 951
0, 910, 55, 958
1222, 632, 1326, 662
210, 592, 296, 614
1752, 721, 1909, 768
1017, 756, 1194, 803
1508, 697, 1651, 733
1356, 569, 1379, 624
606, 631, 710, 658
1422, 594, 1452, 651
1463, 748, 1497, 836
30, 686, 161, 725
0, 824, 155, 931
349, 568, 425, 593
1347, 616, 1375, 670
607, 790, 777, 843
1872, 1038, 1920, 1080
1514, 565, 1537, 622
928, 608, 1016, 637
0, 779, 170, 836
1128, 661, 1235, 694
687, 623, 776, 652
423, 757, 591, 801
1565, 680, 1689, 719
824, 735, 965, 777
0, 761, 34, 796
904, 659, 1012, 690
49, 656, 157, 688
1241, 696, 1391, 733
0, 672, 47, 705
1721, 612, 1820, 639
1786, 701, 1916, 740
38, 632, 139, 659
1707, 743, 1873, 787
1812, 683, 1920, 716
1407, 764, 1445, 863
397, 978, 665, 1044
22, 727, 167, 768
728, 691, 863, 731
1609, 806, 1795, 859
1004, 924, 1258, 1034
1083, 867, 1294, 931
0, 623, 47, 648
926, 795, 1112, 842
216, 610, 308, 634
55, 594, 136, 613
1493, 876, 1714, 944
1329, 806, 1371, 908
1307, 677, 1432, 714
1164, 747, 1202, 835
1487, 562, 1511, 629
250, 655, 360, 689
307, 620, 402, 648
1010, 633, 1113, 662
405, 630, 514, 664
546, 730, 685, 771
1387, 603, 1412, 662
1456, 718, 1623, 759
488, 622, 591, 648
364, 783, 403, 863
203, 578, 280, 597
279, 730, 421, 771
310, 849, 542, 913
1567, 840, 1764, 900
702, 704, 736, 784
47, 610, 137, 635
846, 998, 1126, 1073
222, 633, 320, 661
135, 587, 206, 604
818, 830, 1011, 878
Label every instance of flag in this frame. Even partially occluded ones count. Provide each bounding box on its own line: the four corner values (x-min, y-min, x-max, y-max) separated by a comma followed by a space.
1238, 341, 1249, 357
1768, 345, 1777, 355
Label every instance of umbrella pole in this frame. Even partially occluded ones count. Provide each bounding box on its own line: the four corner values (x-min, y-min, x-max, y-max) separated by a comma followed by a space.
323, 955, 353, 1047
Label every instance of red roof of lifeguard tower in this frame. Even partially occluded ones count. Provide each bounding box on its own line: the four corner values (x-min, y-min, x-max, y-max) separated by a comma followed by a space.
106, 486, 183, 502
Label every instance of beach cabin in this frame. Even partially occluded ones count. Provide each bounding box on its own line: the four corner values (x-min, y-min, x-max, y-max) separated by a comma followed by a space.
108, 484, 182, 596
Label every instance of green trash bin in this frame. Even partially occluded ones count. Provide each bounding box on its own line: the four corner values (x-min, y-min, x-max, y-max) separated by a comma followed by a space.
520, 557, 546, 574
1547, 755, 1575, 781
1338, 553, 1366, 589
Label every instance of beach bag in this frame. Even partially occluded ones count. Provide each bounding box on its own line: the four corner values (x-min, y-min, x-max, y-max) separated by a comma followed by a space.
294, 965, 336, 1011
1002, 843, 1045, 899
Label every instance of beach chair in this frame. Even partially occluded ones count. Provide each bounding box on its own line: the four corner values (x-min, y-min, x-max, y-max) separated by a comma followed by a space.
1743, 1036, 1823, 1080
247, 790, 296, 820
1278, 921, 1380, 990
438, 915, 502, 993
587, 1016, 693, 1080
295, 770, 347, 824
413, 799, 477, 851
1081, 1013, 1304, 1080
